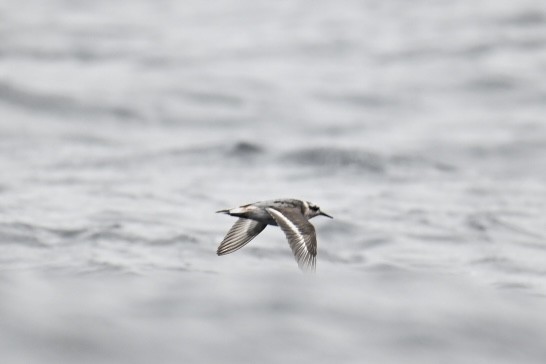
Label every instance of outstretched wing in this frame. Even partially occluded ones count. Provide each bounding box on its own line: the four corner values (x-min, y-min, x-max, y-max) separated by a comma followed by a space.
265, 207, 317, 272
217, 218, 267, 255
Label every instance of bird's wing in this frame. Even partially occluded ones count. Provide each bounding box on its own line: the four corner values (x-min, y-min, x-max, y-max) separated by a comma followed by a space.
265, 207, 317, 272
216, 218, 267, 255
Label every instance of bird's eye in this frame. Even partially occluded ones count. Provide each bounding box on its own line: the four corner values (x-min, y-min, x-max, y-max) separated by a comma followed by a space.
311, 205, 319, 211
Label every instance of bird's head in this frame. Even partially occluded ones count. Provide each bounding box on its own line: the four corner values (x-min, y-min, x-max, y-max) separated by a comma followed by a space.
306, 201, 333, 219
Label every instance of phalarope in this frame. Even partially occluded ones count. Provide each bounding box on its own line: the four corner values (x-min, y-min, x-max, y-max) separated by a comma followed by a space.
216, 199, 332, 271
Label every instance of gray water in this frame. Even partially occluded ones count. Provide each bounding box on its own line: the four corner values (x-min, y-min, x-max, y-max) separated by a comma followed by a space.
1, 0, 546, 363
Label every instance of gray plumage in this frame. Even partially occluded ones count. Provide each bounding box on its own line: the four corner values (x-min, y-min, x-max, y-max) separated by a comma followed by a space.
216, 199, 332, 272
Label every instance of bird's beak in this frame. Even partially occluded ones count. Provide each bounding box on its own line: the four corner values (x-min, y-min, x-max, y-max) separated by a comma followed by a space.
319, 211, 333, 219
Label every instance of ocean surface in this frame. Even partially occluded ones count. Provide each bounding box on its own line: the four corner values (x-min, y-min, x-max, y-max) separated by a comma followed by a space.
1, 0, 546, 363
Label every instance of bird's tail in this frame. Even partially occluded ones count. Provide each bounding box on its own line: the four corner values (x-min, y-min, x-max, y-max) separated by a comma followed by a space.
216, 207, 247, 218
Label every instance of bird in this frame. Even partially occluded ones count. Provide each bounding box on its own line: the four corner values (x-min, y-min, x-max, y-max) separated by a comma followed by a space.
216, 199, 333, 271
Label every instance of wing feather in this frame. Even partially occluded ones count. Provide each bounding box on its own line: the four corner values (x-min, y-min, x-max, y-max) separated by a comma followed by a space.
216, 218, 266, 255
265, 207, 317, 272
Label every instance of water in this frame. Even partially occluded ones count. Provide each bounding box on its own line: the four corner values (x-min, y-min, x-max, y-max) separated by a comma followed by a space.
1, 0, 546, 363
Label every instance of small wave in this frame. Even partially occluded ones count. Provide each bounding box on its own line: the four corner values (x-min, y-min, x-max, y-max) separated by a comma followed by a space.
495, 281, 532, 291
499, 11, 546, 26
176, 141, 267, 162
314, 91, 396, 108
172, 89, 244, 107
0, 45, 131, 62
59, 133, 117, 147
54, 140, 267, 171
473, 256, 546, 276
319, 250, 366, 265
152, 233, 199, 246
467, 212, 544, 240
81, 223, 200, 247
388, 154, 457, 173
85, 229, 146, 244
81, 259, 129, 274
283, 147, 455, 175
283, 147, 385, 172
156, 141, 266, 166
0, 222, 46, 247
0, 222, 91, 247
463, 75, 517, 91
0, 82, 141, 121
228, 141, 264, 156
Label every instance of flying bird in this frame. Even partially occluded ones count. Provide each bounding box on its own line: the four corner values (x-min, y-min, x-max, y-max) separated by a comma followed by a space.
216, 199, 332, 271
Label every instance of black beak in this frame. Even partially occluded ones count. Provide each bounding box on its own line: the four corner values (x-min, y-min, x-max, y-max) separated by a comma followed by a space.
319, 211, 333, 219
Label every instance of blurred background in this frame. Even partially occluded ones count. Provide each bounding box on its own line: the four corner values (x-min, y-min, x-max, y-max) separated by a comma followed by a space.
1, 0, 546, 363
